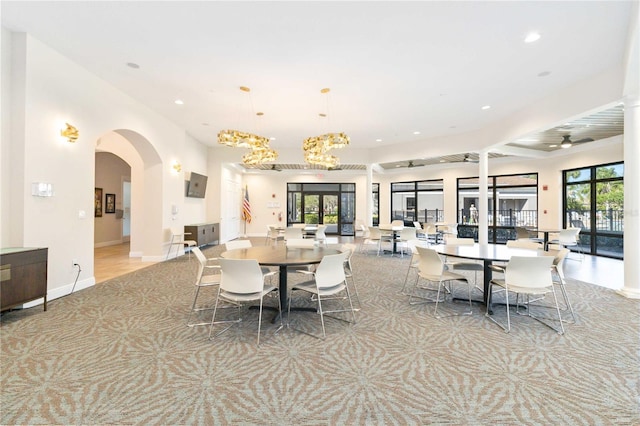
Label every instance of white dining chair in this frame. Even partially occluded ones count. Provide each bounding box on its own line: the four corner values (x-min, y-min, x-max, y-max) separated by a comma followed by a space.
485, 255, 563, 334
209, 258, 281, 346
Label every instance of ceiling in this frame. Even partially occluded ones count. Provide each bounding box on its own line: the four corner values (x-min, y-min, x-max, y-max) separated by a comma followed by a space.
1, 1, 632, 168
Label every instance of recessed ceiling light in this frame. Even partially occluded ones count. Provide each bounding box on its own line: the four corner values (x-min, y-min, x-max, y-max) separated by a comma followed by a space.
270, 137, 276, 141
413, 131, 421, 135
481, 105, 491, 110
549, 144, 558, 148
376, 138, 382, 142
174, 99, 184, 105
439, 159, 446, 163
524, 32, 541, 43
126, 62, 140, 69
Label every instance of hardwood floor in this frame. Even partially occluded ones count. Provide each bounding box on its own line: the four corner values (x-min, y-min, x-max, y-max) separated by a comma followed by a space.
94, 239, 624, 290
94, 243, 158, 284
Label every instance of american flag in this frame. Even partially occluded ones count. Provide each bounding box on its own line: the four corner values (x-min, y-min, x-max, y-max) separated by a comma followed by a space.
241, 185, 252, 224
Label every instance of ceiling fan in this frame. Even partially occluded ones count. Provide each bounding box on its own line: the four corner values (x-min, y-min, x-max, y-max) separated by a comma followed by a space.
557, 134, 595, 148
462, 154, 479, 163
267, 164, 282, 172
407, 160, 425, 168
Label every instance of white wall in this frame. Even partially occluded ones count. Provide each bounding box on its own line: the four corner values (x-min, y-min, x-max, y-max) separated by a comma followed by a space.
2, 33, 209, 300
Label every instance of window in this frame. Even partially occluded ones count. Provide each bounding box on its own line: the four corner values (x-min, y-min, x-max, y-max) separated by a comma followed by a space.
287, 182, 356, 236
457, 173, 538, 242
564, 162, 623, 259
390, 180, 444, 226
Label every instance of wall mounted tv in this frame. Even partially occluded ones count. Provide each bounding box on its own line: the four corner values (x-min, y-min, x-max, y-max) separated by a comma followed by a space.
186, 172, 208, 198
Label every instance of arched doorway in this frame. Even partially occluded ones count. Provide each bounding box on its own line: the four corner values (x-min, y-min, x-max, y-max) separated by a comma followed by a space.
94, 129, 163, 280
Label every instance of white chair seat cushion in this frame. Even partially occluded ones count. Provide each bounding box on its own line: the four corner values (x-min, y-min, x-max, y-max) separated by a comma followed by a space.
219, 284, 277, 302
293, 280, 346, 296
490, 279, 553, 295
420, 270, 468, 282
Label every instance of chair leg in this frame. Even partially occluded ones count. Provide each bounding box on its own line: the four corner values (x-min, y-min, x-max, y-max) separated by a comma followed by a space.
317, 294, 327, 339
557, 281, 576, 323
485, 283, 510, 333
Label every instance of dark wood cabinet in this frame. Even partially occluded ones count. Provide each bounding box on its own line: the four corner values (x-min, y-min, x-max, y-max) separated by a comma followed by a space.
184, 223, 219, 247
1, 247, 48, 312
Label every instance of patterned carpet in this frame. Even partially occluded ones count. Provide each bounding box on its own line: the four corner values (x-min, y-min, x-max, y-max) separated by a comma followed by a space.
1, 240, 639, 425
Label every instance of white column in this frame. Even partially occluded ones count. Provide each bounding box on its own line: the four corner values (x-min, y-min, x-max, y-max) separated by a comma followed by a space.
620, 94, 640, 298
366, 164, 374, 227
477, 150, 489, 244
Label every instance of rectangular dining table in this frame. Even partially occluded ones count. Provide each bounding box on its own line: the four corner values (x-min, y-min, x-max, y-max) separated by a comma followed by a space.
432, 243, 544, 313
220, 245, 341, 321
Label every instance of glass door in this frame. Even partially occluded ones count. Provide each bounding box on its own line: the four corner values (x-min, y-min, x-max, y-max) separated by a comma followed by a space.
303, 193, 339, 234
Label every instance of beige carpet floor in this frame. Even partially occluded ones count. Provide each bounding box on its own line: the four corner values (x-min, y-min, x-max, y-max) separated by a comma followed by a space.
1, 241, 639, 425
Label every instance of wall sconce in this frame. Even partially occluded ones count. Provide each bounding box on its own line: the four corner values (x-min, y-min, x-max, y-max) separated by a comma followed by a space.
61, 123, 79, 143
172, 161, 182, 173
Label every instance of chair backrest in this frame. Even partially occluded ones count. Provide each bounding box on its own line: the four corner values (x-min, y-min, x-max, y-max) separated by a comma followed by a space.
218, 258, 265, 294
314, 252, 349, 289
170, 228, 185, 242
445, 237, 475, 245
286, 238, 316, 248
424, 224, 437, 234
292, 223, 306, 229
543, 247, 570, 280
413, 221, 423, 230
415, 246, 445, 276
506, 239, 541, 250
192, 246, 219, 282
400, 227, 417, 240
315, 225, 327, 239
192, 247, 207, 279
558, 228, 579, 245
267, 225, 280, 237
225, 239, 252, 250
504, 256, 554, 290
391, 220, 404, 227
514, 226, 531, 239
340, 243, 357, 260
368, 226, 382, 239
284, 227, 303, 239
340, 243, 356, 272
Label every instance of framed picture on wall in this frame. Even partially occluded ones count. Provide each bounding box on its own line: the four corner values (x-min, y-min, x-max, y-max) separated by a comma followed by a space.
105, 193, 116, 214
95, 188, 103, 217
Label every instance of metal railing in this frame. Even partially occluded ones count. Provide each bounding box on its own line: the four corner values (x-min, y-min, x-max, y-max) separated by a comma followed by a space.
567, 209, 624, 232
392, 209, 444, 226
458, 209, 538, 227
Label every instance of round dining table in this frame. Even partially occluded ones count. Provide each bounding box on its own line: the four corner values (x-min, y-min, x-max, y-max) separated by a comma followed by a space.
432, 243, 544, 313
220, 245, 341, 320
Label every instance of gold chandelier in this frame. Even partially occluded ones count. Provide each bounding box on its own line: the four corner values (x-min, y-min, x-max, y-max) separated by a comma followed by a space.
217, 87, 278, 165
302, 88, 349, 168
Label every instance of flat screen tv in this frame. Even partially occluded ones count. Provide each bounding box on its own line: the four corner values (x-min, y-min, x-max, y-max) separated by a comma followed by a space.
186, 172, 208, 198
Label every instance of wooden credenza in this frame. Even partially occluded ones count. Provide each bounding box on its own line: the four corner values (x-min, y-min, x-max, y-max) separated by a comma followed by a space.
0, 247, 48, 312
184, 223, 219, 247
